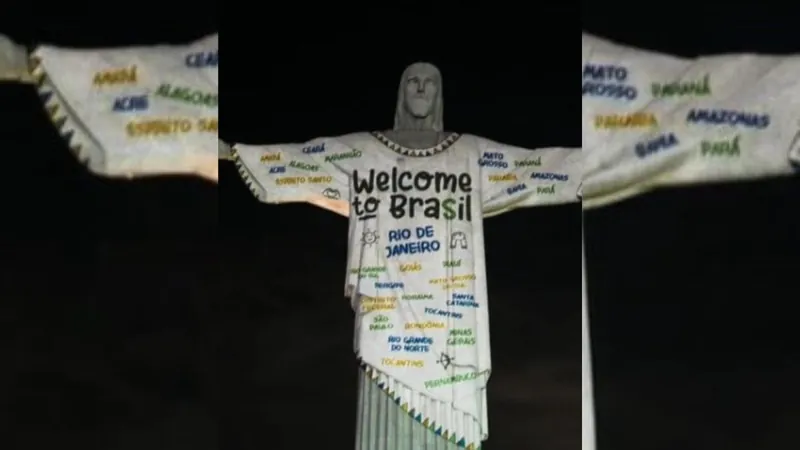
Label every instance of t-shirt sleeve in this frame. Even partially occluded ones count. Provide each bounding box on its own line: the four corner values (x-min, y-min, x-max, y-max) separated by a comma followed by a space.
29, 34, 218, 182
231, 137, 355, 217
582, 33, 800, 209
477, 137, 582, 217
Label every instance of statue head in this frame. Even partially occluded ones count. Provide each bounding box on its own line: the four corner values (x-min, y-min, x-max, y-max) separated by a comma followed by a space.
394, 62, 443, 132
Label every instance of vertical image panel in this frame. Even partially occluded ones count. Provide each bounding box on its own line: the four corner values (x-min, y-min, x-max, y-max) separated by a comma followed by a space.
582, 15, 800, 450
220, 11, 582, 449
0, 8, 219, 450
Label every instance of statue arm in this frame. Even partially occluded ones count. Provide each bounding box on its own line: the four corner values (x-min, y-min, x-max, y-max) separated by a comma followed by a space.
26, 34, 219, 181
231, 137, 353, 217
478, 137, 582, 217
582, 33, 800, 209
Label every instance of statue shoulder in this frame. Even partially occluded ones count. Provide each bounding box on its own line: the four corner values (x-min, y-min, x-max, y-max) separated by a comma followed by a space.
463, 134, 506, 150
195, 33, 218, 47
335, 132, 373, 149
466, 135, 540, 154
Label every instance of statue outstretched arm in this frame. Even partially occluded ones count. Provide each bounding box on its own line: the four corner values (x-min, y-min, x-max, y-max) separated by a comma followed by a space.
582, 33, 800, 209
476, 136, 582, 217
231, 137, 357, 217
2, 33, 219, 182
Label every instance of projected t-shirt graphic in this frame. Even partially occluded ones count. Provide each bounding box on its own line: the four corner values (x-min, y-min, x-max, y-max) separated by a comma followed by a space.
234, 131, 580, 447
580, 33, 800, 208
23, 34, 218, 181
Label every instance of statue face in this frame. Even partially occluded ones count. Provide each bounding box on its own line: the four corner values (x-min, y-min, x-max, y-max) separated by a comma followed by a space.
403, 64, 439, 119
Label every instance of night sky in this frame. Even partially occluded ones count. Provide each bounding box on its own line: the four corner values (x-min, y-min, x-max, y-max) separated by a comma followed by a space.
0, 6, 796, 450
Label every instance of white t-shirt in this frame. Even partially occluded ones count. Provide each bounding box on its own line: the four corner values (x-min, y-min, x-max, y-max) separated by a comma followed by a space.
234, 131, 580, 443
29, 34, 218, 181
581, 33, 800, 208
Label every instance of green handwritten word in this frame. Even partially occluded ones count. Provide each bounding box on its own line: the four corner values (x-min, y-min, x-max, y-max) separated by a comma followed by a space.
537, 184, 555, 195
447, 328, 476, 346
701, 135, 740, 157
424, 371, 481, 389
154, 83, 218, 107
350, 266, 386, 279
369, 314, 393, 331
651, 74, 711, 98
324, 149, 361, 163
289, 160, 319, 171
402, 293, 433, 300
442, 259, 461, 268
514, 156, 541, 167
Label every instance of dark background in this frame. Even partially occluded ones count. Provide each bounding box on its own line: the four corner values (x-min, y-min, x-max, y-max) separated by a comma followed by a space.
0, 8, 220, 450
583, 11, 800, 450
221, 11, 581, 450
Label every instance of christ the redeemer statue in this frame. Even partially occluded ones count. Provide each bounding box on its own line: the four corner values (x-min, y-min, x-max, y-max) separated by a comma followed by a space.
231, 62, 581, 449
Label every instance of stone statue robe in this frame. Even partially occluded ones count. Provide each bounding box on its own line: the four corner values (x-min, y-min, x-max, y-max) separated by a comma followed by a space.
0, 33, 218, 181
233, 131, 581, 448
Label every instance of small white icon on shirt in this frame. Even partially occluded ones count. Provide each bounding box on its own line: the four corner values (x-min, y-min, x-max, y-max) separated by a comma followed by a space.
449, 232, 468, 250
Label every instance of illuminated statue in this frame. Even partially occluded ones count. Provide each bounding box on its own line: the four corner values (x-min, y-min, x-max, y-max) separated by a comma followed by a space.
231, 62, 581, 449
0, 33, 218, 182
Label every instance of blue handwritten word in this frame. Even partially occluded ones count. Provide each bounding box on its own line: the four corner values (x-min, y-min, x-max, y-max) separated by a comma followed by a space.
388, 228, 412, 242
582, 63, 638, 101
302, 143, 326, 154
375, 281, 404, 289
388, 335, 433, 353
269, 166, 286, 174
386, 240, 440, 258
478, 152, 508, 168
388, 226, 433, 242
185, 50, 218, 68
448, 293, 479, 308
583, 64, 628, 82
112, 94, 148, 112
686, 109, 770, 130
635, 132, 679, 158
424, 307, 463, 319
531, 172, 569, 182
386, 226, 439, 258
505, 183, 527, 196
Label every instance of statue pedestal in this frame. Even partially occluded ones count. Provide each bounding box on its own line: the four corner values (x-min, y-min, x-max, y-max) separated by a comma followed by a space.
582, 234, 596, 450
355, 365, 467, 450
